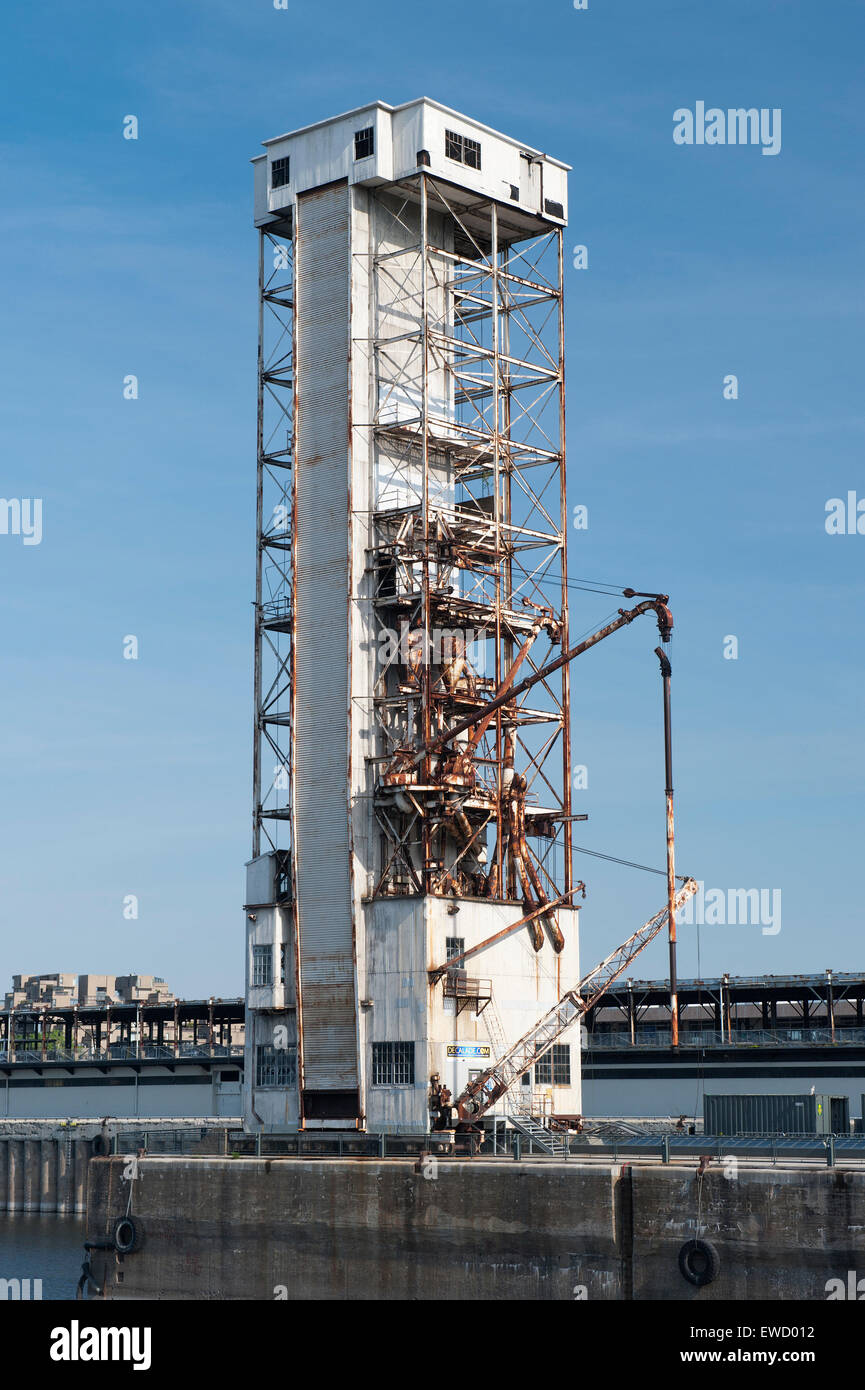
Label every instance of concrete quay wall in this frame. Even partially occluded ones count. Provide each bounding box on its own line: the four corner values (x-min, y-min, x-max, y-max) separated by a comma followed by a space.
84, 1156, 865, 1300
0, 1120, 228, 1214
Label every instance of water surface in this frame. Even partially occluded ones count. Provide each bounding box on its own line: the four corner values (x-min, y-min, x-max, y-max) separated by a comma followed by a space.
0, 1213, 86, 1301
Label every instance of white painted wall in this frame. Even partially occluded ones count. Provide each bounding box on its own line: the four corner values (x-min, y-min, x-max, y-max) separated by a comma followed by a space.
253, 99, 569, 228
363, 897, 581, 1132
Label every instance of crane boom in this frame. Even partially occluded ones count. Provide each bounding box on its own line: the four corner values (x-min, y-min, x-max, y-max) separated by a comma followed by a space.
455, 876, 699, 1123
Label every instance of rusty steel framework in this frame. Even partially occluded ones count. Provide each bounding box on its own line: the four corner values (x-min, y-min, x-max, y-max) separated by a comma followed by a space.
369, 174, 573, 926
252, 226, 294, 859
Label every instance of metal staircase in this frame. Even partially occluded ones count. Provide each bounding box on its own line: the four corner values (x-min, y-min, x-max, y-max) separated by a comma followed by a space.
483, 995, 571, 1157
507, 1109, 570, 1157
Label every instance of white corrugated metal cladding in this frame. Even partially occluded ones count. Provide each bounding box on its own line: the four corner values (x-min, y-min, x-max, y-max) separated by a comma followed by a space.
293, 182, 359, 1097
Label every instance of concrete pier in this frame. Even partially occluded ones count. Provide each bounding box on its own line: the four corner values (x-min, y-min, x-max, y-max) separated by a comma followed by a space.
84, 1155, 865, 1301
8, 1140, 25, 1213
0, 1119, 229, 1216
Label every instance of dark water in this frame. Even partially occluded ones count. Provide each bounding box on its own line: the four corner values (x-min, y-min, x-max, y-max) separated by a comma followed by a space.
0, 1213, 86, 1301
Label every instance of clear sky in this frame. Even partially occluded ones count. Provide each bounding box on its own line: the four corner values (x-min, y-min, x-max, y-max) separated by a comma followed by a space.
1, 0, 862, 998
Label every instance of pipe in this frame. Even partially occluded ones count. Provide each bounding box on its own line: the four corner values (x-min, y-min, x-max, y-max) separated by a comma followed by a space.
655, 646, 678, 1049
428, 888, 583, 981
415, 597, 673, 766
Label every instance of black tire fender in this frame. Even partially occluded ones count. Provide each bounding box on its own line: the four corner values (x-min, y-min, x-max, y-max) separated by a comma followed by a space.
678, 1238, 721, 1287
113, 1215, 143, 1255
91, 1133, 111, 1158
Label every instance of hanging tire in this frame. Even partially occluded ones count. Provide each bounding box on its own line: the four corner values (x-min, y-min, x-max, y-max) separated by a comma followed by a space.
678, 1238, 720, 1287
113, 1216, 142, 1255
91, 1133, 111, 1158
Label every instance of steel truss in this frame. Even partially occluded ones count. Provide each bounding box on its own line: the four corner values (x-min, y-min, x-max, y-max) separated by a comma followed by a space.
253, 224, 294, 858
369, 175, 573, 911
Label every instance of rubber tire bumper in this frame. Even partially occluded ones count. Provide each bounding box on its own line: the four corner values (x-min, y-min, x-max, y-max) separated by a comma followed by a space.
113, 1216, 143, 1255
91, 1134, 111, 1158
678, 1238, 720, 1287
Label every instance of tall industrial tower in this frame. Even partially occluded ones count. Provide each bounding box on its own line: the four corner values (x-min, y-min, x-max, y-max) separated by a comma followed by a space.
243, 100, 579, 1133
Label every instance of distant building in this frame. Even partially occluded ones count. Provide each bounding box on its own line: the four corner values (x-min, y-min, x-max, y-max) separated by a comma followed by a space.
5, 973, 77, 1010
115, 975, 175, 1005
77, 974, 115, 1006
5, 972, 176, 1011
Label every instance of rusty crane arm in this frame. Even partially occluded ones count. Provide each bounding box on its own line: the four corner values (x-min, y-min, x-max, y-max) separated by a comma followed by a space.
455, 876, 698, 1124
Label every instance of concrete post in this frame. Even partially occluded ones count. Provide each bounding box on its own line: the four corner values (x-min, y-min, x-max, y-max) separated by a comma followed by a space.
57, 1135, 74, 1215
8, 1139, 25, 1213
23, 1138, 40, 1212
40, 1138, 58, 1213
73, 1138, 90, 1214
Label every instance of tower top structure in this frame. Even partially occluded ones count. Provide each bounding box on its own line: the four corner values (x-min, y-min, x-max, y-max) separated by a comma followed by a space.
252, 97, 569, 231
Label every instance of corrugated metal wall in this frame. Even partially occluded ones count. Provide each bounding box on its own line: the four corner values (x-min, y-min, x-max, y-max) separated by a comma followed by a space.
293, 182, 359, 1097
704, 1093, 847, 1136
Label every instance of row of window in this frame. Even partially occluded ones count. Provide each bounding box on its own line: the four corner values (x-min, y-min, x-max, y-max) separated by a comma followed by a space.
271, 126, 375, 192
270, 126, 483, 191
253, 1040, 570, 1088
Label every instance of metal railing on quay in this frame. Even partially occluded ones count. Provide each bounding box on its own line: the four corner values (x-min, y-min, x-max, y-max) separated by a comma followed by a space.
0, 1043, 244, 1064
77, 1124, 865, 1168
583, 1027, 865, 1049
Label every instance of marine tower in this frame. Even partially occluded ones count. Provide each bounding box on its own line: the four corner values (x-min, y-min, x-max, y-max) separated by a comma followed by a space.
243, 100, 578, 1132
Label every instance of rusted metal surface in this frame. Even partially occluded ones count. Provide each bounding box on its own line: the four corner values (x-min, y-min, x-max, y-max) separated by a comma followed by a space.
369, 181, 573, 913
427, 885, 585, 983
656, 646, 679, 1049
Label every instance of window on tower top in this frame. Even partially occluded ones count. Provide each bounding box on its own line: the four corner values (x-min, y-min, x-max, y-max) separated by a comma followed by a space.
271, 156, 290, 190
354, 126, 375, 160
445, 130, 481, 170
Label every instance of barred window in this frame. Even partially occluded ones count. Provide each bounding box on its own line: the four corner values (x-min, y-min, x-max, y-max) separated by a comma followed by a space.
445, 130, 481, 170
256, 1044, 297, 1088
372, 1041, 415, 1086
446, 937, 465, 961
271, 156, 290, 190
251, 945, 272, 987
354, 126, 374, 160
463, 135, 481, 169
445, 129, 463, 162
535, 1043, 571, 1087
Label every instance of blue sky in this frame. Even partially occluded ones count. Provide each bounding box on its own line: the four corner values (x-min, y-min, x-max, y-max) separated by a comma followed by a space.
1, 0, 862, 997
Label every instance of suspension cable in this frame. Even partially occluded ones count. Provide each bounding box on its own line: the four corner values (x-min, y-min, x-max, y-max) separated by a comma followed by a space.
571, 843, 689, 882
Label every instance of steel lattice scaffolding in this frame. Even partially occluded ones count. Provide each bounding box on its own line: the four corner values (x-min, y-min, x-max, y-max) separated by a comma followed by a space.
252, 174, 574, 940
368, 174, 573, 924
253, 224, 294, 860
